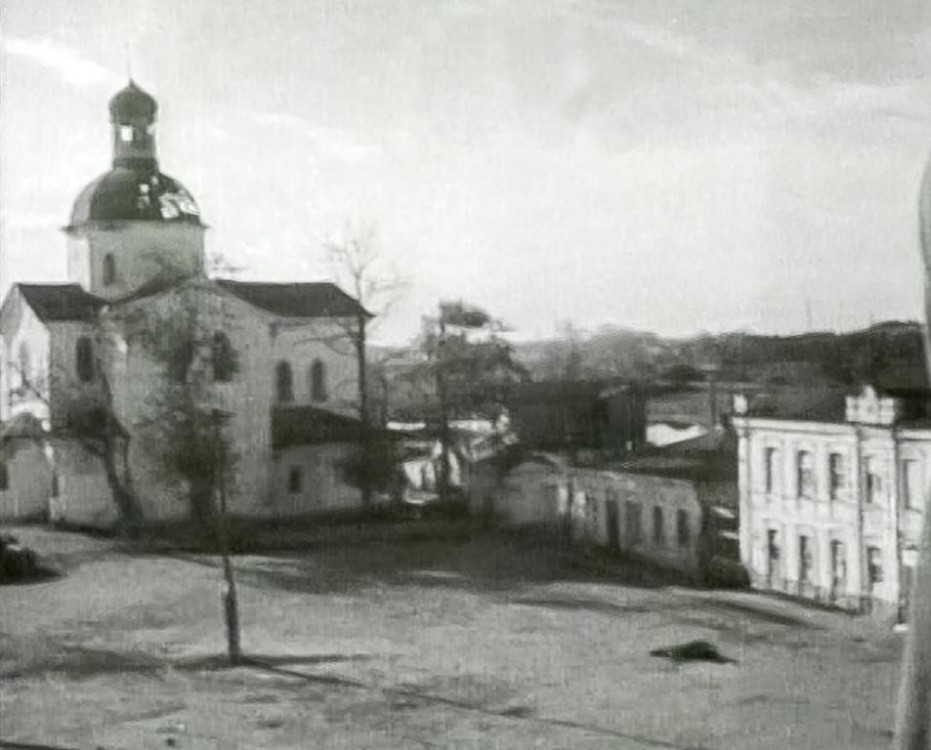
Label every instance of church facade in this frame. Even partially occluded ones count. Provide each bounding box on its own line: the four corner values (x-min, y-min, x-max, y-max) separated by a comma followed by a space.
0, 82, 370, 527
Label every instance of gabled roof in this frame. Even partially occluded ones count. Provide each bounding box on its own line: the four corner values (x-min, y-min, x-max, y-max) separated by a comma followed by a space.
613, 455, 725, 483
271, 406, 365, 449
216, 280, 370, 319
16, 284, 103, 323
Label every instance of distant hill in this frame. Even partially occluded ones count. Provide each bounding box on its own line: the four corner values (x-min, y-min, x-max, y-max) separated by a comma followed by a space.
371, 321, 928, 421
512, 321, 927, 390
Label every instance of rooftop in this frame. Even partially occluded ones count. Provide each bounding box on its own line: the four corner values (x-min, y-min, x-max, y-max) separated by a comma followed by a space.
216, 280, 371, 320
17, 284, 103, 323
271, 406, 363, 449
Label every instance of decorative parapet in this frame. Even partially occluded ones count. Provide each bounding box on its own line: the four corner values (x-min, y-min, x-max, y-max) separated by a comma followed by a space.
845, 386, 901, 425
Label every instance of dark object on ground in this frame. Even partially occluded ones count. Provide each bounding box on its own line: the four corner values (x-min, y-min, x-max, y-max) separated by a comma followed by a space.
649, 639, 736, 664
0, 533, 42, 583
701, 558, 751, 590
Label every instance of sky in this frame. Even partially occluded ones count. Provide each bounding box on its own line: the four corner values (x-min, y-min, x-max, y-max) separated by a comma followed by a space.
2, 0, 931, 345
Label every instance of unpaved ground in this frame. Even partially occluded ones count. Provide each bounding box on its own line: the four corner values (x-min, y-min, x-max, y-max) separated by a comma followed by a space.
0, 525, 904, 749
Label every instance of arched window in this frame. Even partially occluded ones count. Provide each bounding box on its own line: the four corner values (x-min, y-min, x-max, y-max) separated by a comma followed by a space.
103, 253, 116, 286
310, 358, 328, 402
17, 342, 30, 386
211, 332, 236, 382
76, 336, 94, 382
288, 466, 302, 494
276, 361, 293, 403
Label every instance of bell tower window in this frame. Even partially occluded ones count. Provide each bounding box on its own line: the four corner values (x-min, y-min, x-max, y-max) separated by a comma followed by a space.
310, 359, 328, 402
120, 125, 134, 142
76, 337, 94, 382
103, 254, 116, 286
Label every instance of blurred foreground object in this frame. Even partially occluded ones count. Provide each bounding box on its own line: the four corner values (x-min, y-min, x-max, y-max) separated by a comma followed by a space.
892, 152, 931, 750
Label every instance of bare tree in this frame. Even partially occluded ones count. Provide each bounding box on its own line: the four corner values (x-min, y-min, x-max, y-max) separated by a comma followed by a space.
417, 301, 526, 502
322, 223, 406, 507
120, 282, 239, 530
5, 329, 144, 537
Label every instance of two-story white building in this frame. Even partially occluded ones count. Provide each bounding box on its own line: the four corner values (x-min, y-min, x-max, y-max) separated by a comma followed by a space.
733, 386, 931, 621
0, 81, 372, 528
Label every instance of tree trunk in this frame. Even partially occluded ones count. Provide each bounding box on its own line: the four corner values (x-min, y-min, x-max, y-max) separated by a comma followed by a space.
436, 320, 452, 503
356, 315, 373, 508
98, 434, 143, 538
189, 480, 217, 532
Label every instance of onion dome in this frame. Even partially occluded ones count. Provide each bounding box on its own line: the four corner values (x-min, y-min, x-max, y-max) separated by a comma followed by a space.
108, 80, 157, 123
69, 169, 201, 228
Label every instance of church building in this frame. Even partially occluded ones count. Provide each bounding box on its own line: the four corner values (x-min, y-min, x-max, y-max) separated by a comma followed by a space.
0, 82, 371, 528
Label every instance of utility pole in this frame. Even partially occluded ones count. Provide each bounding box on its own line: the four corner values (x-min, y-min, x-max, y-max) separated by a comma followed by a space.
435, 315, 452, 503
213, 411, 241, 666
892, 146, 931, 749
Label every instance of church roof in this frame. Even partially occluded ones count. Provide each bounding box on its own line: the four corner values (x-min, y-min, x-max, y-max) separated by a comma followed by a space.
68, 169, 201, 227
17, 284, 103, 323
109, 81, 157, 122
271, 406, 363, 448
216, 280, 371, 319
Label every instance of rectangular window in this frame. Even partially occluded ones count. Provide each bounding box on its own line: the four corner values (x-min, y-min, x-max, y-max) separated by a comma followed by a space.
830, 540, 846, 589
865, 457, 883, 504
288, 466, 302, 494
828, 453, 845, 500
766, 529, 780, 579
676, 509, 690, 548
797, 451, 814, 499
0, 461, 8, 491
867, 546, 883, 586
764, 447, 778, 493
903, 459, 923, 510
798, 535, 813, 583
626, 502, 642, 545
653, 506, 664, 545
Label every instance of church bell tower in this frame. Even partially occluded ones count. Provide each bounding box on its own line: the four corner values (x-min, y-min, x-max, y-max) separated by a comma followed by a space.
65, 81, 206, 300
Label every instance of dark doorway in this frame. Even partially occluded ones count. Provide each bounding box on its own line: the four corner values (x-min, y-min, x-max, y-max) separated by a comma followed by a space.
605, 498, 619, 550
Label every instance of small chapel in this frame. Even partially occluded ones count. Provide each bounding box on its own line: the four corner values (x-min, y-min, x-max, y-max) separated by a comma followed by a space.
0, 81, 371, 527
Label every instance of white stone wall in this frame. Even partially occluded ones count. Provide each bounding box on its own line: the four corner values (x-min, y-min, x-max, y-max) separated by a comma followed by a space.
108, 282, 275, 520
1, 275, 362, 528
495, 462, 562, 527
0, 288, 51, 425
569, 469, 704, 577
735, 416, 931, 613
47, 321, 107, 430
269, 318, 359, 411
48, 439, 118, 528
67, 222, 205, 300
100, 280, 361, 522
0, 438, 53, 520
271, 443, 363, 516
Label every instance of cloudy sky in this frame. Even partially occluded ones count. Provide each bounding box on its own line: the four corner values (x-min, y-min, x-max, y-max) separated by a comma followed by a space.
2, 0, 931, 343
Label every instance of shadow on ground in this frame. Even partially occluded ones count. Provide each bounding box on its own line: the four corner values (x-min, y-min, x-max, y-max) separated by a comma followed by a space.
0, 566, 62, 587
212, 525, 696, 598
0, 645, 374, 681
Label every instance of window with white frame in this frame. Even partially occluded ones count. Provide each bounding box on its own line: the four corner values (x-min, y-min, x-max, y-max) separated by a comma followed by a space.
865, 457, 883, 504
828, 453, 845, 500
798, 534, 813, 583
867, 546, 883, 587
764, 447, 779, 493
796, 450, 814, 499
902, 459, 924, 511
